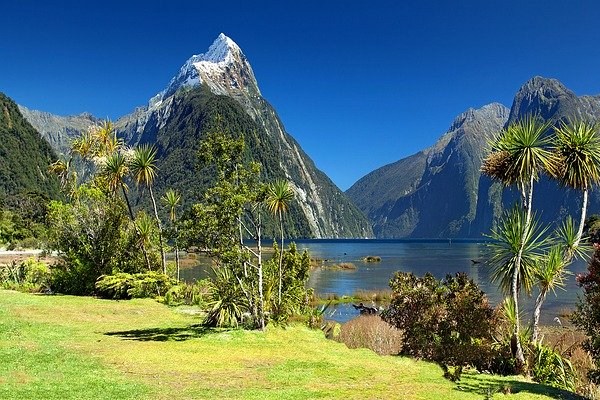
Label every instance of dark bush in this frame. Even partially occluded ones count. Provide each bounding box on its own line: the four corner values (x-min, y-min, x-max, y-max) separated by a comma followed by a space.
572, 248, 600, 384
381, 271, 500, 373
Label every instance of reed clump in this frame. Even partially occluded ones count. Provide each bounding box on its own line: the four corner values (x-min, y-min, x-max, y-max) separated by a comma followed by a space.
335, 315, 403, 355
336, 262, 356, 270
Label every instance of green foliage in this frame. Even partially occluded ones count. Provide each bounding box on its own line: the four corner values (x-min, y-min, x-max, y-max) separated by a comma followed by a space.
482, 114, 555, 186
487, 206, 549, 295
585, 214, 600, 243
47, 185, 151, 295
0, 257, 51, 292
0, 92, 60, 200
266, 242, 312, 323
95, 272, 178, 300
204, 266, 247, 328
381, 271, 500, 372
551, 119, 600, 191
0, 193, 53, 248
530, 342, 576, 392
573, 248, 600, 384
163, 279, 211, 307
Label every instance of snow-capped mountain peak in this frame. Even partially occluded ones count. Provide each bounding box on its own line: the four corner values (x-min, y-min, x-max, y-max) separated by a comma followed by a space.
150, 33, 259, 109
202, 32, 239, 63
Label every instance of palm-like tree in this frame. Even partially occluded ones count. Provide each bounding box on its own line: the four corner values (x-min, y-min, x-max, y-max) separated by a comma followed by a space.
103, 151, 151, 270
71, 130, 95, 159
162, 189, 181, 280
488, 207, 548, 296
530, 245, 570, 343
102, 152, 134, 219
488, 208, 546, 366
482, 115, 555, 223
130, 144, 166, 274
48, 157, 71, 188
48, 157, 78, 200
482, 115, 555, 370
92, 121, 120, 156
266, 179, 294, 305
551, 120, 600, 248
135, 211, 155, 263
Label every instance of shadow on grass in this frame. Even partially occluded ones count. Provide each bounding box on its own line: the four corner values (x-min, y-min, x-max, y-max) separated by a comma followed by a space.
457, 373, 586, 399
105, 324, 223, 342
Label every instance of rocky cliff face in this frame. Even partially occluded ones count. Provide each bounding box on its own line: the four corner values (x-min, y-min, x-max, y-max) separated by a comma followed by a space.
347, 103, 509, 238
17, 106, 99, 156
348, 76, 600, 238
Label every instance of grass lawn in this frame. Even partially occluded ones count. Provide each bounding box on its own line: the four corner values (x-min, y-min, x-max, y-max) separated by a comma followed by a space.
0, 289, 583, 399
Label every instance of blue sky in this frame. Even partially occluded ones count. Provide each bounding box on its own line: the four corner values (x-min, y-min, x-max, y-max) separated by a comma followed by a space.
2, 1, 600, 190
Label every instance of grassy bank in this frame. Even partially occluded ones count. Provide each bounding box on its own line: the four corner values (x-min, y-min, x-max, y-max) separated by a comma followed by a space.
0, 290, 581, 399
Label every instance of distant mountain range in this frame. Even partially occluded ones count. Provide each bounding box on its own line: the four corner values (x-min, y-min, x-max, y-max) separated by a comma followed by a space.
347, 76, 600, 238
17, 34, 373, 239
10, 34, 600, 239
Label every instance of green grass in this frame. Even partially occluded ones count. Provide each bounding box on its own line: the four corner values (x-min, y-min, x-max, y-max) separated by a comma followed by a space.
0, 290, 583, 399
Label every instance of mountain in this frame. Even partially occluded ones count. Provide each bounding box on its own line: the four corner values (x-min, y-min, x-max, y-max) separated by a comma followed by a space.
348, 76, 600, 238
18, 106, 100, 157
18, 34, 373, 239
347, 103, 509, 238
0, 93, 59, 199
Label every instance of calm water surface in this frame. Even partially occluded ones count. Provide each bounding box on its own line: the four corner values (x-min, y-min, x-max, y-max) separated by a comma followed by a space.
183, 239, 589, 324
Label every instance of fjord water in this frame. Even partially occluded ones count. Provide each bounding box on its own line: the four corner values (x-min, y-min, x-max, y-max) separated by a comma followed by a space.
299, 239, 588, 324
183, 239, 588, 324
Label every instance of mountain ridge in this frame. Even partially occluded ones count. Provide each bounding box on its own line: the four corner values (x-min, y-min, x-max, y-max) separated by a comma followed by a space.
347, 76, 600, 238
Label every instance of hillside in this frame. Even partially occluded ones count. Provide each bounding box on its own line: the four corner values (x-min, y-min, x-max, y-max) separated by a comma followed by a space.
0, 93, 59, 200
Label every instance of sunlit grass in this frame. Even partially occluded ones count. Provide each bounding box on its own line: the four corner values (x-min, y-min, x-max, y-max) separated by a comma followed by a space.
0, 290, 581, 399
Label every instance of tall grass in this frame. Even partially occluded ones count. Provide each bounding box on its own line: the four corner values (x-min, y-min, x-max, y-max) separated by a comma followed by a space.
335, 315, 403, 355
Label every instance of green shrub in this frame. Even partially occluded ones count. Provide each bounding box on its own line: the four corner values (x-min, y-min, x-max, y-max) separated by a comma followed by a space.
95, 272, 177, 300
266, 243, 312, 324
530, 342, 576, 392
47, 186, 155, 295
381, 271, 500, 373
204, 267, 246, 328
0, 258, 51, 292
95, 273, 135, 299
163, 279, 211, 307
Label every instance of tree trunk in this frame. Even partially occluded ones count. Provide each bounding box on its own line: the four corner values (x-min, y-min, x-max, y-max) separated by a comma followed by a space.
121, 185, 135, 221
174, 230, 180, 280
278, 210, 284, 305
511, 253, 526, 372
531, 288, 548, 343
257, 213, 265, 331
525, 175, 534, 226
575, 186, 588, 249
149, 186, 166, 274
